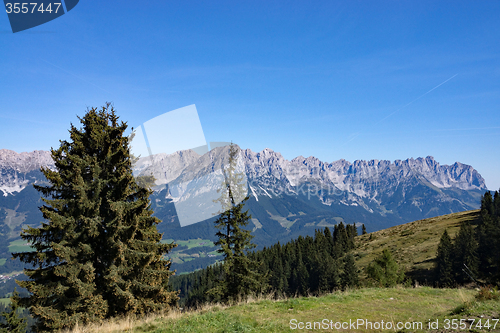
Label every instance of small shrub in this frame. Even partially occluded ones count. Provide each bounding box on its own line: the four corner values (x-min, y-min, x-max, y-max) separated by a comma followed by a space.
400, 230, 413, 237
475, 286, 500, 301
366, 249, 405, 287
450, 300, 476, 315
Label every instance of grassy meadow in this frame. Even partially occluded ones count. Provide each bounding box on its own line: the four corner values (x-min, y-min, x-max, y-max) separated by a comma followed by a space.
8, 239, 34, 253
161, 238, 220, 265
8, 210, 499, 332
61, 287, 500, 333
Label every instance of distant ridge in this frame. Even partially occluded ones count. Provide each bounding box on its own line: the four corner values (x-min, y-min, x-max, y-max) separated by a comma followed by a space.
0, 147, 489, 276
0, 149, 54, 196
0, 147, 486, 239
1, 147, 486, 196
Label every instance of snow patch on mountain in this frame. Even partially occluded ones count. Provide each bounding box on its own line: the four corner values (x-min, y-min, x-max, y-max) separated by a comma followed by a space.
0, 147, 486, 220
0, 149, 54, 196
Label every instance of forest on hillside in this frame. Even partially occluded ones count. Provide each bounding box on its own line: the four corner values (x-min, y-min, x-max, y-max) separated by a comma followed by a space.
435, 190, 500, 286
170, 223, 360, 307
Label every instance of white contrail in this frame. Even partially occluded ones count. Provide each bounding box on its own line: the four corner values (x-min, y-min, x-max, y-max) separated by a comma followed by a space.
378, 73, 458, 123
344, 73, 458, 144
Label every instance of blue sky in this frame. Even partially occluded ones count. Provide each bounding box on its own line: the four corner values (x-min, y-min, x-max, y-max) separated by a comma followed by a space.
1, 1, 499, 190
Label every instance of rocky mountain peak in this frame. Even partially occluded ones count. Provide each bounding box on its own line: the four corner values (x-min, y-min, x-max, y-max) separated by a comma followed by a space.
0, 147, 487, 203
0, 149, 54, 172
0, 149, 55, 196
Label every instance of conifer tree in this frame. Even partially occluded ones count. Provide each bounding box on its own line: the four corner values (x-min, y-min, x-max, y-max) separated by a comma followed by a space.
208, 143, 263, 302
323, 227, 334, 250
366, 249, 405, 287
341, 253, 359, 289
492, 190, 500, 282
346, 223, 357, 250
494, 190, 500, 217
362, 224, 367, 235
481, 191, 495, 216
173, 225, 357, 305
477, 190, 500, 283
292, 249, 309, 295
435, 229, 454, 287
453, 222, 479, 284
0, 290, 27, 333
13, 104, 178, 331
315, 253, 331, 293
333, 223, 348, 257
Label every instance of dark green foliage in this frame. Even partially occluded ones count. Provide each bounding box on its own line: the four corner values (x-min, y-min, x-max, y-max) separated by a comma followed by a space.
453, 221, 479, 284
341, 253, 359, 289
291, 246, 309, 295
0, 289, 27, 333
0, 303, 34, 333
366, 249, 405, 287
171, 223, 359, 307
175, 263, 225, 306
13, 105, 178, 332
346, 223, 357, 248
433, 190, 500, 286
362, 224, 367, 235
477, 190, 500, 283
435, 229, 454, 287
481, 191, 495, 216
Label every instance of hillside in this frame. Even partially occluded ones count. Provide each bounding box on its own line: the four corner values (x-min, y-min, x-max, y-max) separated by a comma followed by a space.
0, 148, 486, 244
353, 209, 481, 283
5, 209, 497, 332
62, 287, 500, 333
0, 148, 486, 276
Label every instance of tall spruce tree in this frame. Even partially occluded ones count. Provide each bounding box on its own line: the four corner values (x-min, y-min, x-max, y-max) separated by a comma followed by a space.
477, 190, 500, 283
435, 229, 454, 287
481, 191, 495, 216
341, 253, 359, 289
208, 143, 263, 302
366, 249, 405, 287
13, 104, 178, 332
453, 221, 479, 284
494, 190, 500, 216
492, 191, 500, 283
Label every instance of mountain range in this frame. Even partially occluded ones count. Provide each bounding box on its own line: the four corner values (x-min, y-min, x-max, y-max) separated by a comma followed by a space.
0, 147, 486, 248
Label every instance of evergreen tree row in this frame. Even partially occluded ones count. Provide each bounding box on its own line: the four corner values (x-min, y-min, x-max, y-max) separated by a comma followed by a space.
435, 190, 500, 287
170, 222, 360, 307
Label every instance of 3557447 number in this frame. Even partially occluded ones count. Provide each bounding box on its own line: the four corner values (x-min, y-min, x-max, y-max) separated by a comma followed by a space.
443, 318, 499, 330
5, 3, 62, 14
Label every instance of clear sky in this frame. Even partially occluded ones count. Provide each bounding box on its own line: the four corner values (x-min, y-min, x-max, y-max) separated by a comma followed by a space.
1, 1, 499, 190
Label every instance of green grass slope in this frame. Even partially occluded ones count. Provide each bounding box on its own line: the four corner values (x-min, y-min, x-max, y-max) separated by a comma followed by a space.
353, 209, 480, 283
37, 209, 500, 333
66, 287, 500, 333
